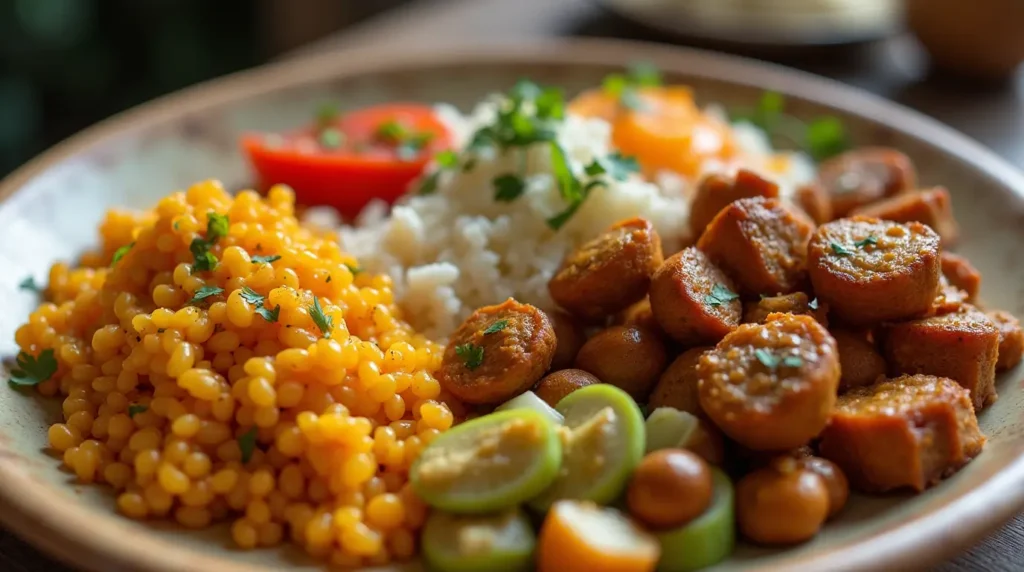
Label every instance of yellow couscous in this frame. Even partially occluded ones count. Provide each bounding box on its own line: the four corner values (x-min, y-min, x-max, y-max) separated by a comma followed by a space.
15, 180, 462, 567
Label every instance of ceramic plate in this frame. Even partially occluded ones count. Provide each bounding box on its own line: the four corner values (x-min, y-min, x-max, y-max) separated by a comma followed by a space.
1, 39, 1023, 572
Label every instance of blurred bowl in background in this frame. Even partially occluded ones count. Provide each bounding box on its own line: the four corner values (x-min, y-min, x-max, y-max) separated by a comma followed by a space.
907, 0, 1024, 80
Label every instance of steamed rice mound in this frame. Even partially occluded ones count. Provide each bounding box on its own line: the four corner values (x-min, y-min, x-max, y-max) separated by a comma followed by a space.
19, 181, 459, 566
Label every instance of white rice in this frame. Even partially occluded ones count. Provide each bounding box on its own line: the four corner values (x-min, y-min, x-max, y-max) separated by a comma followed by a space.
338, 96, 816, 339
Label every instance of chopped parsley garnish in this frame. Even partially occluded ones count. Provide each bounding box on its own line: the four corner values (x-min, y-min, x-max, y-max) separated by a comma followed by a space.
189, 213, 230, 272
417, 150, 461, 195
705, 283, 739, 308
19, 276, 41, 293
326, 275, 332, 283
127, 404, 148, 418
483, 320, 509, 335
309, 296, 333, 338
238, 427, 258, 464
319, 127, 344, 149
546, 141, 605, 230
455, 343, 485, 370
731, 91, 849, 162
251, 254, 281, 264
584, 153, 640, 181
376, 119, 406, 142
602, 62, 662, 110
853, 235, 878, 248
375, 120, 435, 160
239, 287, 279, 323
8, 349, 57, 387
316, 103, 340, 129
189, 285, 224, 305
111, 242, 134, 266
493, 174, 526, 202
808, 297, 819, 310
345, 263, 362, 276
754, 348, 804, 371
830, 242, 854, 256
206, 212, 229, 243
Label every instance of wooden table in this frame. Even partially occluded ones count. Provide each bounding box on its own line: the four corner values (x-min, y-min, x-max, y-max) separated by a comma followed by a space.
3, 0, 1023, 570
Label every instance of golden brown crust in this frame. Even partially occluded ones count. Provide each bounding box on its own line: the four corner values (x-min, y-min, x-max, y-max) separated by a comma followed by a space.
742, 292, 829, 327
689, 169, 780, 238
697, 197, 815, 296
831, 329, 886, 391
549, 217, 664, 321
879, 306, 1000, 410
819, 374, 985, 493
697, 313, 840, 451
648, 347, 711, 417
817, 147, 917, 217
941, 252, 981, 302
850, 187, 959, 247
988, 310, 1024, 372
795, 182, 833, 224
574, 325, 668, 400
437, 298, 556, 404
808, 217, 941, 325
650, 247, 741, 345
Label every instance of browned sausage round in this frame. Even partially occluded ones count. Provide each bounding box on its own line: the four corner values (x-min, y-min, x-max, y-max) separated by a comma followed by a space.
649, 247, 741, 346
819, 374, 985, 493
989, 310, 1024, 372
930, 275, 969, 316
548, 310, 586, 370
808, 216, 941, 325
533, 369, 600, 408
736, 461, 830, 545
689, 169, 780, 239
617, 297, 663, 335
941, 251, 981, 302
696, 197, 815, 295
850, 187, 959, 247
549, 217, 664, 321
794, 182, 833, 224
831, 329, 886, 391
575, 325, 668, 400
698, 313, 840, 451
437, 298, 556, 404
742, 292, 829, 327
816, 147, 917, 217
648, 347, 710, 417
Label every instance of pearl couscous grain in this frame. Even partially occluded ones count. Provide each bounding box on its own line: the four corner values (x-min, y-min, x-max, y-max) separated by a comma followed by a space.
16, 180, 463, 567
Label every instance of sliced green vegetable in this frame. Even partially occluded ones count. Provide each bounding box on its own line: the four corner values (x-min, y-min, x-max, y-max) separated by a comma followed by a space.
529, 384, 645, 511
422, 509, 536, 572
655, 469, 735, 572
411, 409, 562, 514
645, 407, 700, 454
495, 391, 564, 426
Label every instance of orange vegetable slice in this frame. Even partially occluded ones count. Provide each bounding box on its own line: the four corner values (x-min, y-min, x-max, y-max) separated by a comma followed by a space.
537, 500, 659, 572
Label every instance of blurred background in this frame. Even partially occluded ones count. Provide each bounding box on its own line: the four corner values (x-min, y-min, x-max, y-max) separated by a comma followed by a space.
1, 0, 1022, 176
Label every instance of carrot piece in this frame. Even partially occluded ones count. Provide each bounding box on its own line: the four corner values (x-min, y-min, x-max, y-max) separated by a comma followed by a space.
537, 500, 659, 572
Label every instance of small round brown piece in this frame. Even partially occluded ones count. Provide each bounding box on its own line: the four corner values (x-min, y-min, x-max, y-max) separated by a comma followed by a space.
575, 325, 667, 400
549, 217, 664, 321
617, 297, 663, 334
437, 298, 556, 404
533, 369, 600, 408
817, 147, 917, 217
794, 456, 849, 519
649, 347, 711, 417
627, 449, 713, 529
850, 187, 960, 247
808, 216, 941, 325
941, 252, 981, 303
698, 313, 840, 451
831, 329, 886, 391
795, 182, 833, 224
548, 311, 586, 370
737, 463, 830, 545
989, 310, 1024, 372
689, 169, 780, 238
696, 197, 815, 295
650, 247, 741, 345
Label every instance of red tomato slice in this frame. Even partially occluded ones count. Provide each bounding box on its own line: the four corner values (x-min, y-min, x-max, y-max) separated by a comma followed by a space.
241, 103, 452, 219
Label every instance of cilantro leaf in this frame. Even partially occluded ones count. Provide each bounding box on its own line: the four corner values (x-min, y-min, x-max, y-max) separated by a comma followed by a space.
483, 320, 509, 335
255, 305, 280, 323
417, 172, 442, 196
830, 242, 854, 256
782, 355, 804, 368
808, 297, 819, 311
309, 296, 333, 338
853, 235, 878, 248
8, 349, 57, 387
621, 89, 644, 111
238, 427, 258, 464
239, 286, 264, 306
754, 348, 780, 370
319, 127, 344, 149
455, 343, 485, 370
375, 119, 407, 142
19, 276, 41, 293
189, 285, 224, 305
345, 263, 363, 276
316, 103, 340, 129
190, 238, 218, 272
602, 63, 662, 110
549, 142, 581, 203
705, 283, 739, 308
111, 242, 134, 266
251, 254, 280, 264
629, 61, 662, 87
535, 87, 565, 120
127, 404, 148, 418
731, 91, 849, 162
206, 212, 229, 243
436, 150, 460, 169
604, 153, 640, 180
806, 116, 849, 162
493, 174, 526, 202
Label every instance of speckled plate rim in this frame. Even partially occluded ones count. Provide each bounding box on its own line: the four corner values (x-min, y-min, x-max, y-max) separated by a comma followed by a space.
1, 38, 1024, 572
